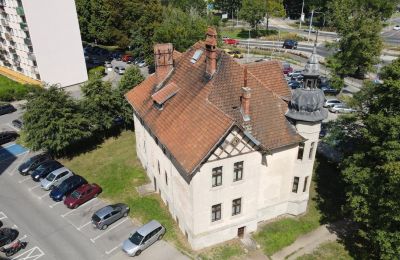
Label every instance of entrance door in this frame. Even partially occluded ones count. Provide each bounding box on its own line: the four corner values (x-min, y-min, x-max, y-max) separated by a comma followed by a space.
153, 177, 157, 191
238, 226, 245, 238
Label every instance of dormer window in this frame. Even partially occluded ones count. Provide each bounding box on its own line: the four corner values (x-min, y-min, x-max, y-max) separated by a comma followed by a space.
151, 82, 180, 110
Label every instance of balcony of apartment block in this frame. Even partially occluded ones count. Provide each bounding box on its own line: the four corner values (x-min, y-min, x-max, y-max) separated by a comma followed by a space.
30, 66, 39, 75
16, 7, 24, 16
1, 18, 8, 26
28, 52, 36, 61
4, 32, 12, 41
20, 22, 28, 31
24, 38, 32, 46
8, 46, 16, 53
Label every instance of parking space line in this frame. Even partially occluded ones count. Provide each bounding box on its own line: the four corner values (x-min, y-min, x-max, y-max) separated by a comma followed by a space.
0, 211, 7, 220
18, 176, 31, 184
90, 218, 129, 243
77, 221, 92, 231
105, 244, 121, 255
28, 184, 41, 191
19, 234, 28, 240
49, 201, 61, 208
37, 192, 49, 200
64, 217, 80, 229
11, 246, 45, 260
12, 224, 18, 229
61, 198, 98, 218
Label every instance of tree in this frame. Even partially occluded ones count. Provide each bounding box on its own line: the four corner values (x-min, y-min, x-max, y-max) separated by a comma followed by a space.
328, 59, 400, 259
214, 0, 242, 18
327, 0, 383, 78
239, 0, 267, 31
23, 86, 91, 155
153, 7, 208, 52
116, 66, 145, 125
81, 77, 119, 133
161, 0, 207, 15
265, 0, 286, 30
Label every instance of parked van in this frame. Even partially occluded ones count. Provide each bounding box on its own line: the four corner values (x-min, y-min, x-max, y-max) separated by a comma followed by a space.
122, 220, 165, 256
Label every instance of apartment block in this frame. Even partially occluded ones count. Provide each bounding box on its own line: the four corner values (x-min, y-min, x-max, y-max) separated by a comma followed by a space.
0, 0, 87, 87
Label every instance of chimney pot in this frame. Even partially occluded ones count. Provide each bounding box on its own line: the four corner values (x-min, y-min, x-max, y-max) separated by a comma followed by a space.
154, 43, 174, 86
205, 27, 217, 77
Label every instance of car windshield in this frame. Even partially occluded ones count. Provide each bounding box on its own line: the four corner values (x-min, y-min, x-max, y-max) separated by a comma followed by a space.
92, 214, 101, 222
71, 190, 81, 199
46, 173, 56, 181
129, 232, 144, 245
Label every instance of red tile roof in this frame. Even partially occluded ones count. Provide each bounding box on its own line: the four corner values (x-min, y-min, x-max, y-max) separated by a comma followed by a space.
151, 82, 180, 105
126, 41, 302, 178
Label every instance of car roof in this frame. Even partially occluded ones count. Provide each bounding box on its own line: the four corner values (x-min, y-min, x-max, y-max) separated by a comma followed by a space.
326, 99, 340, 102
95, 205, 114, 218
50, 167, 71, 176
137, 220, 162, 236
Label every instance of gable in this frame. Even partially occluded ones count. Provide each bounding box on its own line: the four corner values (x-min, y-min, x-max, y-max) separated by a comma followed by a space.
207, 126, 257, 162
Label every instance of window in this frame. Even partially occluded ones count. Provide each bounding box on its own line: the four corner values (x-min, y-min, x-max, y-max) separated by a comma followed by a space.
309, 142, 315, 159
233, 161, 243, 181
211, 204, 221, 222
165, 171, 168, 185
212, 167, 223, 187
303, 176, 309, 192
157, 161, 160, 174
297, 143, 304, 160
292, 177, 300, 193
232, 198, 242, 216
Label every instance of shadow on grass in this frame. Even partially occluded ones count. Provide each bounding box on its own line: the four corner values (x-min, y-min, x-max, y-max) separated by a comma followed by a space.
237, 29, 278, 38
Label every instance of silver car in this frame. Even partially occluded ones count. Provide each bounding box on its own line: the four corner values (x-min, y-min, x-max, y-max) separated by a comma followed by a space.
122, 220, 165, 256
114, 66, 125, 75
40, 167, 74, 190
92, 203, 130, 230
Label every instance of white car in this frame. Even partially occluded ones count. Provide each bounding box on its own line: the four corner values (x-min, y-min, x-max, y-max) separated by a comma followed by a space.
114, 66, 125, 75
394, 25, 400, 31
40, 167, 74, 190
324, 99, 342, 108
329, 104, 357, 113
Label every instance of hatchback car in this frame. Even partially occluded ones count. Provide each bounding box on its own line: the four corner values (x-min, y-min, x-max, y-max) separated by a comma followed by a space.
0, 228, 19, 247
122, 220, 165, 256
329, 104, 357, 113
394, 25, 400, 31
49, 175, 87, 202
31, 160, 63, 182
0, 131, 18, 145
282, 63, 293, 75
321, 85, 339, 95
18, 153, 51, 176
324, 99, 342, 108
11, 119, 23, 129
282, 39, 298, 49
40, 167, 74, 190
114, 66, 126, 75
223, 38, 238, 45
64, 183, 102, 209
92, 203, 130, 230
0, 103, 16, 116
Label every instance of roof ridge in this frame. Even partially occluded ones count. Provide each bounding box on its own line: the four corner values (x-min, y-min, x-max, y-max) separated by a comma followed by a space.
245, 67, 282, 101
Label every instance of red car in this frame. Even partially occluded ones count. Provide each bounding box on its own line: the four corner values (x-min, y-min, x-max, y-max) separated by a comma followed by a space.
282, 63, 293, 75
64, 183, 102, 209
223, 38, 238, 45
121, 54, 132, 62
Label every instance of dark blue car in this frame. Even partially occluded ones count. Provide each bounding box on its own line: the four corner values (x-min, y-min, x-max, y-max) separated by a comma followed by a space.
49, 175, 87, 202
31, 160, 63, 182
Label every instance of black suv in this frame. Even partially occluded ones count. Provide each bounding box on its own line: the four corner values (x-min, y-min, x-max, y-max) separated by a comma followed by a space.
31, 160, 63, 182
0, 228, 19, 247
18, 153, 51, 175
0, 103, 16, 116
282, 39, 298, 49
0, 131, 18, 145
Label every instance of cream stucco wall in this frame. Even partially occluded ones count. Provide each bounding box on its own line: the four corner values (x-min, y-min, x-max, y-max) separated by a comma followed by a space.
133, 114, 321, 250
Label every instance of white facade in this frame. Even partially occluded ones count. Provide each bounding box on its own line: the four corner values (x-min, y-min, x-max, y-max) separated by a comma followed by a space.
134, 114, 321, 250
0, 0, 87, 86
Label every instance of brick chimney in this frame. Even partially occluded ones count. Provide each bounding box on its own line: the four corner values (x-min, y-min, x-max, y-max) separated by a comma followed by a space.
205, 27, 217, 77
154, 43, 174, 86
241, 67, 251, 122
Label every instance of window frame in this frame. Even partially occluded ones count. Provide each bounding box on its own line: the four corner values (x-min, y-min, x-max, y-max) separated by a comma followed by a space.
165, 171, 168, 185
292, 176, 300, 193
309, 142, 315, 159
233, 161, 243, 182
297, 143, 304, 160
211, 167, 223, 187
211, 203, 222, 222
232, 198, 242, 216
303, 176, 309, 192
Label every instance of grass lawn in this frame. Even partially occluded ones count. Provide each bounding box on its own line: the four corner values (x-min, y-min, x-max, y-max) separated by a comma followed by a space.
198, 240, 245, 260
220, 28, 306, 41
60, 131, 190, 252
0, 75, 40, 102
296, 241, 353, 260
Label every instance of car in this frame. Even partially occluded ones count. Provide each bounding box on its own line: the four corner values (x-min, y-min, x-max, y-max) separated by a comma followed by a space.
104, 61, 112, 68
282, 39, 298, 49
64, 183, 102, 209
329, 104, 357, 113
137, 60, 147, 68
291, 74, 304, 82
0, 131, 18, 145
324, 99, 342, 108
0, 103, 16, 115
394, 25, 400, 31
282, 63, 293, 75
122, 54, 133, 63
109, 51, 124, 61
288, 80, 302, 89
122, 220, 165, 257
114, 66, 126, 75
321, 85, 339, 95
288, 70, 303, 77
11, 119, 23, 129
40, 167, 74, 190
49, 175, 87, 202
113, 116, 124, 126
224, 49, 243, 59
31, 160, 63, 182
223, 38, 238, 45
91, 203, 130, 230
18, 153, 51, 176
0, 220, 2, 228
0, 228, 19, 248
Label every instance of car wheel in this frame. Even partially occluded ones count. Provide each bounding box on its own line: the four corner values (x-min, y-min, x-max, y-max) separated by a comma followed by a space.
158, 233, 164, 240
102, 224, 108, 230
123, 212, 128, 217
135, 250, 142, 256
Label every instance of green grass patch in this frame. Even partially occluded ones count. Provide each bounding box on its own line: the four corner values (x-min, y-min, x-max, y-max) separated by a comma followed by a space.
220, 28, 306, 41
60, 131, 190, 252
0, 75, 41, 102
198, 241, 245, 260
296, 241, 353, 260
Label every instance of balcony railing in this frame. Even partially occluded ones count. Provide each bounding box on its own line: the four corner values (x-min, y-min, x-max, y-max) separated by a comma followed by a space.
20, 22, 28, 31
28, 52, 36, 61
8, 46, 16, 53
1, 18, 8, 26
16, 7, 24, 16
31, 67, 39, 74
4, 32, 11, 41
24, 38, 31, 46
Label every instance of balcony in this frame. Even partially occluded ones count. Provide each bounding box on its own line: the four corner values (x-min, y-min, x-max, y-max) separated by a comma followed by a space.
24, 38, 31, 46
1, 18, 8, 26
16, 7, 24, 16
20, 22, 28, 31
4, 32, 11, 41
12, 53, 19, 60
31, 67, 39, 74
8, 46, 16, 53
28, 52, 36, 61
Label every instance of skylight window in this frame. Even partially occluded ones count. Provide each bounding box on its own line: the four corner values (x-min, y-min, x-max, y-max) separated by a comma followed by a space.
190, 49, 203, 64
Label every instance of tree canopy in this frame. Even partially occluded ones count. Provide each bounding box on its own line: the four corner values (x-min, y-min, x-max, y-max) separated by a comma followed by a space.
239, 0, 267, 30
